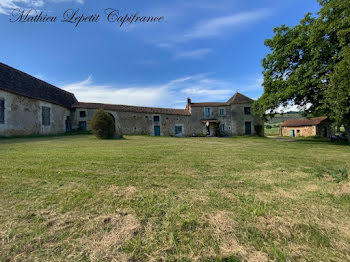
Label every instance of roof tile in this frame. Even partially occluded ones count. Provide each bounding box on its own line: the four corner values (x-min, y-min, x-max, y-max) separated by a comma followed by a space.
0, 63, 77, 108
281, 117, 329, 127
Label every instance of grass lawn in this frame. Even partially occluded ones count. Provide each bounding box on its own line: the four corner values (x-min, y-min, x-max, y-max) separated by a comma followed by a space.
0, 135, 349, 261
264, 127, 280, 136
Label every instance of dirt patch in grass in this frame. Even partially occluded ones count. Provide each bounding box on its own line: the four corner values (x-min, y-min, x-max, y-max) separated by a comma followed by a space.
35, 209, 141, 261
209, 211, 268, 261
256, 215, 293, 240
84, 210, 141, 261
334, 182, 350, 197
108, 185, 137, 199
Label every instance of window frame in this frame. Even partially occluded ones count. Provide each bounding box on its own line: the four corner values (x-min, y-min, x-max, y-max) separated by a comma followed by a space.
0, 98, 4, 124
244, 107, 251, 115
220, 123, 225, 132
174, 124, 184, 135
204, 107, 211, 117
79, 110, 86, 118
219, 108, 225, 116
42, 106, 51, 126
153, 115, 160, 122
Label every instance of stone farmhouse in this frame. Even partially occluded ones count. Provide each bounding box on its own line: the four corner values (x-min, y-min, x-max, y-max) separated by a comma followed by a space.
0, 63, 263, 137
280, 117, 332, 138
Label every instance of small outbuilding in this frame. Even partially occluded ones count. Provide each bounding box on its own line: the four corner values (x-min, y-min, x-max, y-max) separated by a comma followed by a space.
280, 117, 332, 138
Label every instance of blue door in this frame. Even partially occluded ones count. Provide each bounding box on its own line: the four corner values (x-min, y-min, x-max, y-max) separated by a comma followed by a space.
154, 126, 160, 136
245, 122, 252, 135
290, 129, 295, 137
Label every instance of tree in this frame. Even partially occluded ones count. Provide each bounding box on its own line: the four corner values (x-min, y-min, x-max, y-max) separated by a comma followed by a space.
254, 0, 350, 141
327, 47, 350, 138
90, 109, 116, 139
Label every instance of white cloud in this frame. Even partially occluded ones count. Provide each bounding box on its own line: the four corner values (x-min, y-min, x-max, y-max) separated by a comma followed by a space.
174, 9, 271, 42
154, 9, 271, 59
174, 48, 213, 60
0, 0, 83, 14
60, 74, 256, 108
62, 76, 169, 107
273, 103, 311, 113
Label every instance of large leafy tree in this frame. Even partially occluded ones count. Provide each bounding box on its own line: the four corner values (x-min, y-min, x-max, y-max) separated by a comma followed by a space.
254, 0, 350, 140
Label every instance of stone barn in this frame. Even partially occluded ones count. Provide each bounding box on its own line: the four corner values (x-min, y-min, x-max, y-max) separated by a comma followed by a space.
0, 62, 264, 137
280, 117, 333, 138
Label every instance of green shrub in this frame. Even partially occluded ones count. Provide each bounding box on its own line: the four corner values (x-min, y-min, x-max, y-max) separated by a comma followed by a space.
265, 125, 272, 129
331, 168, 349, 183
90, 109, 116, 139
254, 125, 264, 137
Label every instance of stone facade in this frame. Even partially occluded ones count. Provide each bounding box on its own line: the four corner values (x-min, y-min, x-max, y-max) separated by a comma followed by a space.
281, 126, 317, 137
0, 63, 264, 137
280, 117, 332, 138
0, 90, 70, 136
72, 98, 264, 137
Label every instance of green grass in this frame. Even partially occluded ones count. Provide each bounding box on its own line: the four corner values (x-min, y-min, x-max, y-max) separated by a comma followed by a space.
0, 135, 349, 261
265, 123, 281, 136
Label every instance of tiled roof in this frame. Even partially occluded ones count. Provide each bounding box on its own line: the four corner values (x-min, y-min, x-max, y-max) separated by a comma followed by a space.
0, 63, 77, 108
227, 92, 254, 105
191, 102, 227, 107
281, 117, 329, 127
190, 92, 254, 107
73, 102, 191, 116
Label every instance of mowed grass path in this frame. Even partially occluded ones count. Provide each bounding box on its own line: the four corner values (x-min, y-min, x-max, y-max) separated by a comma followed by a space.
0, 135, 349, 261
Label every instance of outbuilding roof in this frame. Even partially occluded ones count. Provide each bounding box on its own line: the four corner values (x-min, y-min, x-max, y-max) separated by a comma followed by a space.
73, 102, 191, 116
0, 63, 77, 108
281, 117, 329, 127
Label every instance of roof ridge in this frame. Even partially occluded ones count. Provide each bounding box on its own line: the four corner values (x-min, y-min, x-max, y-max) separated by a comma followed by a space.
0, 62, 76, 97
74, 102, 187, 111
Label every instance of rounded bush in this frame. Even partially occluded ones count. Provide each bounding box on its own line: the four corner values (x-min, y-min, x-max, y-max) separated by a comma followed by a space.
90, 109, 116, 139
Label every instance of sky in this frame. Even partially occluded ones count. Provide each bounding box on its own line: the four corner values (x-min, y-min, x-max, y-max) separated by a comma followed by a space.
0, 0, 321, 109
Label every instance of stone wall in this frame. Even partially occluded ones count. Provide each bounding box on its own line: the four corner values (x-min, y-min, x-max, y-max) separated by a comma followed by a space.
281, 126, 317, 137
72, 108, 200, 137
0, 90, 70, 136
281, 123, 332, 138
73, 102, 263, 137
0, 90, 263, 137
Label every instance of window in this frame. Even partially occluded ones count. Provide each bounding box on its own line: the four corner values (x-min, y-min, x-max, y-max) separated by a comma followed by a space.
153, 115, 160, 122
244, 107, 251, 115
0, 98, 4, 124
175, 125, 183, 135
80, 111, 86, 118
219, 108, 225, 116
42, 106, 51, 126
220, 124, 225, 131
205, 107, 211, 117
79, 121, 87, 131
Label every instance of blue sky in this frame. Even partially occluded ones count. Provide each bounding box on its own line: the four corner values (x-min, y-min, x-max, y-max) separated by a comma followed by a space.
0, 0, 320, 108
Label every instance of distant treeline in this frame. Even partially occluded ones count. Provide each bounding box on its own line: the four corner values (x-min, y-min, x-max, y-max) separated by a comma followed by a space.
266, 112, 303, 124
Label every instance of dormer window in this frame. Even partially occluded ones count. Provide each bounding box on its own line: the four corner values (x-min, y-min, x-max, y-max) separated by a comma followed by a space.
205, 107, 211, 117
